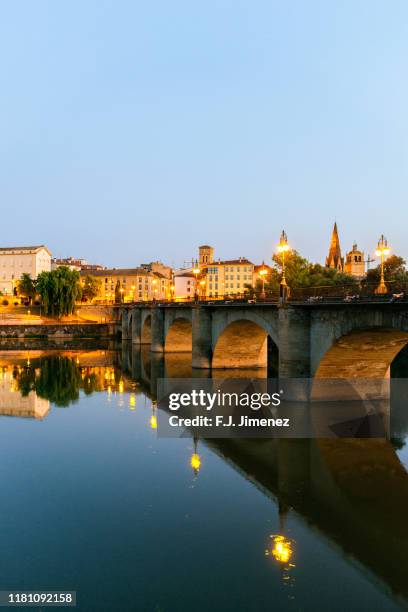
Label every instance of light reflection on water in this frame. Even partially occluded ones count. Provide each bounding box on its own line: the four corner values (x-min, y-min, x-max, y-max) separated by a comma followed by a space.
0, 344, 406, 612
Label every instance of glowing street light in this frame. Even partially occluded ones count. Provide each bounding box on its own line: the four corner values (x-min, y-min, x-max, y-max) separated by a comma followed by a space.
259, 262, 268, 299
193, 261, 201, 303
150, 401, 157, 430
270, 534, 293, 564
199, 279, 206, 299
190, 452, 201, 474
152, 278, 158, 302
276, 230, 290, 302
375, 234, 390, 295
190, 437, 201, 476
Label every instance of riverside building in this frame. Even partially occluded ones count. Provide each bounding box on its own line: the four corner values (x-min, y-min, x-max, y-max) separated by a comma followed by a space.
0, 245, 51, 295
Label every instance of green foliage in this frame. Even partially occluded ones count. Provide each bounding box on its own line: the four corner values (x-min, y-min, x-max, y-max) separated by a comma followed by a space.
364, 255, 408, 289
35, 356, 82, 406
13, 357, 126, 407
272, 251, 357, 288
248, 251, 358, 296
14, 356, 83, 407
17, 273, 36, 303
12, 364, 36, 396
81, 275, 101, 302
36, 266, 82, 316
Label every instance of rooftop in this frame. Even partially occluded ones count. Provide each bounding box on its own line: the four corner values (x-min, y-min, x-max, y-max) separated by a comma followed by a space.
80, 267, 150, 277
0, 245, 51, 255
205, 258, 254, 266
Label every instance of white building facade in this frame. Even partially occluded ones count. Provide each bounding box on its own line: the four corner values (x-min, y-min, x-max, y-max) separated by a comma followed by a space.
0, 245, 51, 295
174, 272, 196, 300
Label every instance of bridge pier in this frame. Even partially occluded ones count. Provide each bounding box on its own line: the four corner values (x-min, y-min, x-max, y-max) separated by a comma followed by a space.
278, 307, 311, 377
279, 307, 311, 400
121, 310, 130, 340
192, 306, 212, 369
151, 307, 165, 353
131, 308, 142, 344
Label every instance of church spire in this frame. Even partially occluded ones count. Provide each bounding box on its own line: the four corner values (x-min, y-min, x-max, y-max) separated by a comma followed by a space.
326, 222, 344, 271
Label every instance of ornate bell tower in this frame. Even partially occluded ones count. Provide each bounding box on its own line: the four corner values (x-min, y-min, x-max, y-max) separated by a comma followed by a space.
325, 222, 344, 272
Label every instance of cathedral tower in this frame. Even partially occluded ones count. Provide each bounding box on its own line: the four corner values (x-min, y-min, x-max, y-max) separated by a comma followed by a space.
325, 222, 344, 271
198, 245, 214, 266
345, 243, 365, 278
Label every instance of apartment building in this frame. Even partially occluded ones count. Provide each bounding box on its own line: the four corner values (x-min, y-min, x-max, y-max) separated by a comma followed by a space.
0, 245, 51, 295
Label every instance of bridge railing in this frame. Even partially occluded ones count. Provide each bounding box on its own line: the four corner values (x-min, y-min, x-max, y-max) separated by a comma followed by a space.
289, 281, 408, 303
91, 281, 408, 307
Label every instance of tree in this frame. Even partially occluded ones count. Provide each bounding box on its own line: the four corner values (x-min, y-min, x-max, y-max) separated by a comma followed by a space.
81, 275, 101, 302
272, 251, 357, 288
17, 273, 37, 304
34, 356, 82, 406
364, 255, 408, 290
36, 266, 82, 317
114, 280, 122, 304
14, 356, 99, 406
247, 251, 358, 297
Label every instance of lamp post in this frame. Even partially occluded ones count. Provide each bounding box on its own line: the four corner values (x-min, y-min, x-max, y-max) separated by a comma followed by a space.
199, 279, 206, 300
152, 278, 157, 302
276, 230, 290, 302
150, 401, 157, 430
259, 262, 268, 300
190, 437, 201, 477
375, 234, 390, 294
193, 261, 200, 303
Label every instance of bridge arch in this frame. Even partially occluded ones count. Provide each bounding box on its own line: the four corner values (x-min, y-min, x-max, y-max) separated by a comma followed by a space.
212, 318, 278, 370
141, 313, 152, 344
310, 307, 408, 377
127, 311, 133, 339
116, 310, 123, 338
314, 328, 408, 379
165, 317, 192, 352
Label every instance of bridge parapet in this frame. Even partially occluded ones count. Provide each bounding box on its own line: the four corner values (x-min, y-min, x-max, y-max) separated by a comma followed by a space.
118, 302, 408, 376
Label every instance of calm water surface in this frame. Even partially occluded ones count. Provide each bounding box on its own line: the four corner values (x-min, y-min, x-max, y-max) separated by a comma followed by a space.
0, 344, 407, 612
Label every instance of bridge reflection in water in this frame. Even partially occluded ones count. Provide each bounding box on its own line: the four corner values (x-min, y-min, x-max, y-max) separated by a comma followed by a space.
1, 342, 408, 607
112, 344, 408, 605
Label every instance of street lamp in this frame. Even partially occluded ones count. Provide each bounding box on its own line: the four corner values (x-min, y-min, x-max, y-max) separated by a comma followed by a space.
199, 279, 206, 299
193, 261, 200, 302
150, 404, 157, 430
276, 230, 290, 302
119, 287, 125, 303
375, 234, 390, 294
152, 278, 158, 302
190, 437, 201, 477
259, 262, 268, 299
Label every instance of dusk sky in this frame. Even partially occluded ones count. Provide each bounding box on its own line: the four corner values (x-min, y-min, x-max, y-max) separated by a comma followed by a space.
1, 1, 407, 269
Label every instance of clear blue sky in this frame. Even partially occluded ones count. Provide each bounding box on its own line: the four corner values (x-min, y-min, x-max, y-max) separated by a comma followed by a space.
1, 1, 407, 269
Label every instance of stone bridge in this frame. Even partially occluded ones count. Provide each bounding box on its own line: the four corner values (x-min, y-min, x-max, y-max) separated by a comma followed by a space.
117, 302, 408, 378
